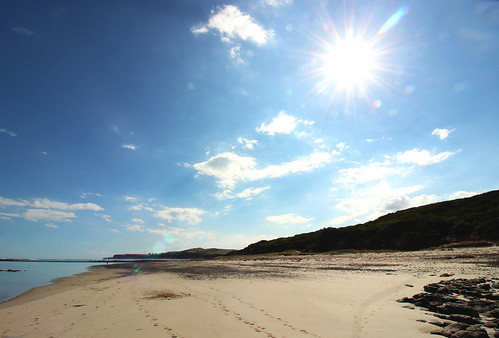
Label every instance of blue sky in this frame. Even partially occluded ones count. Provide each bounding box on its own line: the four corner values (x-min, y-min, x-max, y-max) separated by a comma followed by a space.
1, 0, 498, 259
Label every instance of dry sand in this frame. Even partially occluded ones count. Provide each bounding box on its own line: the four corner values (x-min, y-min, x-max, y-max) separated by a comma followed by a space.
0, 247, 497, 338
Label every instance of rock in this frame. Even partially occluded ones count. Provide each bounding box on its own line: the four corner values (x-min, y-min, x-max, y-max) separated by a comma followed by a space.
440, 273, 454, 277
486, 309, 499, 319
424, 283, 441, 293
429, 320, 450, 328
443, 304, 480, 318
450, 324, 489, 338
447, 314, 481, 325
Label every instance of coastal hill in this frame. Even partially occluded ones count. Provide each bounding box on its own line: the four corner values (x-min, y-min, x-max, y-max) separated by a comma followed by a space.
107, 248, 233, 260
231, 190, 499, 255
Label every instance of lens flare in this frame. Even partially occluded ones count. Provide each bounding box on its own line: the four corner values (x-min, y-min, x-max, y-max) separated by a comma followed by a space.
163, 233, 175, 244
372, 99, 382, 108
377, 5, 409, 37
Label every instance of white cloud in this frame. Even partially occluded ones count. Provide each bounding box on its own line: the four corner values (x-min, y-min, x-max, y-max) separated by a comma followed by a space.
329, 181, 425, 226
432, 128, 454, 140
122, 144, 137, 150
448, 191, 478, 199
146, 228, 168, 236
215, 186, 270, 200
394, 148, 456, 166
148, 227, 216, 241
192, 151, 332, 189
123, 196, 139, 202
192, 5, 274, 45
380, 194, 437, 213
266, 213, 314, 224
0, 128, 17, 137
11, 26, 36, 36
126, 224, 144, 232
80, 192, 104, 199
24, 209, 76, 222
0, 196, 29, 207
45, 223, 59, 229
336, 142, 348, 151
335, 162, 401, 185
155, 207, 206, 225
110, 228, 121, 233
131, 218, 144, 224
101, 214, 112, 223
261, 0, 292, 6
256, 111, 297, 135
237, 137, 258, 150
0, 212, 21, 220
32, 198, 103, 211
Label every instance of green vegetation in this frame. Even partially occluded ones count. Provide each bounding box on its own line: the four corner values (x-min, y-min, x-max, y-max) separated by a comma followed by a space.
231, 190, 499, 255
108, 248, 233, 260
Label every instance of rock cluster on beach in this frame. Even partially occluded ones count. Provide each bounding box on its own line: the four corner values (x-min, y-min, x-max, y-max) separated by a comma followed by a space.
398, 278, 499, 337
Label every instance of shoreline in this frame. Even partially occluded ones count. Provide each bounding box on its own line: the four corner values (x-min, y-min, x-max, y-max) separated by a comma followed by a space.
1, 247, 497, 337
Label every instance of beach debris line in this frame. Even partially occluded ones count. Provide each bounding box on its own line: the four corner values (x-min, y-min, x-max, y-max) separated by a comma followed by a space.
398, 278, 498, 337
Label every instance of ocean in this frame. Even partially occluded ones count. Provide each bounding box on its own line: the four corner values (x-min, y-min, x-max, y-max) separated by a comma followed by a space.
0, 261, 98, 303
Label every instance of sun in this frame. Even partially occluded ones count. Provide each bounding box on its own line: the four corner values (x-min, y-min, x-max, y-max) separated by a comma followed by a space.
320, 37, 378, 92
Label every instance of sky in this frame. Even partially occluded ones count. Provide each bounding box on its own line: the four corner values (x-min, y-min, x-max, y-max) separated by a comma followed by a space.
1, 0, 498, 259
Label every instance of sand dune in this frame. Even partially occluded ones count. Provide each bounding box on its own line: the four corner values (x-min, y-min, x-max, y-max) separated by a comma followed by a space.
0, 247, 497, 337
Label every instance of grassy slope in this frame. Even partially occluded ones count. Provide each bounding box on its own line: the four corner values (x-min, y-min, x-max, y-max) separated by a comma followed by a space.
232, 190, 499, 255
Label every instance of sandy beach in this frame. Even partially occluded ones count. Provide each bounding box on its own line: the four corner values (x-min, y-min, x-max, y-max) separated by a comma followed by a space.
0, 247, 497, 338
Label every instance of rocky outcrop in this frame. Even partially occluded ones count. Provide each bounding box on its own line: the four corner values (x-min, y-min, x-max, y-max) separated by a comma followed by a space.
398, 278, 498, 337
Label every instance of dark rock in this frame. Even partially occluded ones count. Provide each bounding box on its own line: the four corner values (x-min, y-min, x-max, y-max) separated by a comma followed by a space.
486, 309, 499, 319
440, 273, 454, 277
425, 283, 442, 293
438, 286, 451, 294
431, 329, 450, 337
443, 304, 480, 318
429, 320, 450, 328
450, 324, 489, 338
447, 314, 481, 325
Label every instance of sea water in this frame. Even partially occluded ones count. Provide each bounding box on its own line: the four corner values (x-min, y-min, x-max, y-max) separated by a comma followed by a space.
0, 261, 97, 302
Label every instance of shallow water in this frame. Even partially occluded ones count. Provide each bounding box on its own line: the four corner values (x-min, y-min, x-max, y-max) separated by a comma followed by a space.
0, 261, 95, 302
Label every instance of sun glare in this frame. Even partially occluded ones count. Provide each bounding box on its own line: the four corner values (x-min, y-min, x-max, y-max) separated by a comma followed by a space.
321, 38, 377, 91
305, 5, 410, 108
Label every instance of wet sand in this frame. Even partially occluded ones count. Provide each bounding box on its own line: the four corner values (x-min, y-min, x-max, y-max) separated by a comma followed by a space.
0, 247, 497, 337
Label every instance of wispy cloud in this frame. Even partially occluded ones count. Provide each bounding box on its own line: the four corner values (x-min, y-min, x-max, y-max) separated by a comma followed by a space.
0, 128, 17, 137
393, 148, 456, 166
80, 192, 104, 199
214, 186, 270, 200
0, 212, 21, 220
155, 207, 206, 225
0, 196, 104, 223
0, 196, 29, 207
192, 5, 274, 45
45, 223, 59, 229
329, 181, 428, 226
448, 191, 478, 199
192, 150, 333, 190
121, 144, 137, 151
126, 224, 144, 232
256, 111, 314, 136
335, 162, 402, 185
11, 26, 36, 37
237, 137, 258, 150
260, 0, 293, 6
32, 198, 103, 211
24, 209, 76, 222
432, 128, 454, 140
266, 213, 314, 224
